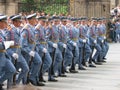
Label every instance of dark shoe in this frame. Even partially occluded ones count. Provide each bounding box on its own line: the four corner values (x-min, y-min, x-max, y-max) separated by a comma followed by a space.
29, 79, 37, 86
94, 62, 102, 65
39, 76, 46, 82
48, 78, 58, 82
37, 81, 45, 86
103, 57, 107, 60
101, 60, 106, 63
58, 74, 67, 77
65, 70, 69, 73
92, 60, 102, 65
0, 84, 4, 90
69, 69, 79, 73
89, 64, 96, 67
53, 75, 58, 78
78, 67, 86, 70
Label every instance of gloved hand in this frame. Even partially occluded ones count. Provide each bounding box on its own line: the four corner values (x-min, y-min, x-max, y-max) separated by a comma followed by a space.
94, 40, 97, 44
101, 40, 104, 43
29, 51, 35, 57
63, 44, 67, 48
42, 48, 47, 53
53, 43, 57, 48
4, 41, 14, 49
83, 39, 87, 43
10, 41, 14, 46
12, 53, 19, 60
104, 36, 106, 39
73, 42, 77, 47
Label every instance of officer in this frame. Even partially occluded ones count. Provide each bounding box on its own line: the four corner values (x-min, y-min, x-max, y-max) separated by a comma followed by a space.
78, 17, 92, 70
35, 16, 52, 82
97, 18, 107, 62
47, 16, 62, 81
67, 17, 79, 73
115, 18, 120, 42
57, 16, 68, 77
0, 15, 16, 89
89, 17, 102, 66
5, 15, 29, 85
101, 17, 109, 61
20, 13, 44, 86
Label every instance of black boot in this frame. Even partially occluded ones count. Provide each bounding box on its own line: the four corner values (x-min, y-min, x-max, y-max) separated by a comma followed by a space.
92, 59, 102, 65
0, 84, 4, 90
39, 76, 46, 82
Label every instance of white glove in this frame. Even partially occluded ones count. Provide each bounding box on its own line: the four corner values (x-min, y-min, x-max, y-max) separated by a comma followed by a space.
53, 43, 58, 48
12, 53, 19, 60
101, 40, 104, 43
63, 44, 67, 48
10, 41, 14, 46
94, 40, 97, 44
104, 36, 106, 39
73, 42, 77, 47
83, 39, 87, 43
29, 51, 35, 57
4, 41, 14, 49
42, 48, 47, 53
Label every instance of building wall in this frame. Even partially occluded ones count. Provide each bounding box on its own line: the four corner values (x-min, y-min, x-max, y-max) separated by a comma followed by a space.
70, 0, 111, 18
0, 0, 20, 16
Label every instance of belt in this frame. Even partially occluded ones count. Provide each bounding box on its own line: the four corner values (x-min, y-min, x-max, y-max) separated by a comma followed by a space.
10, 45, 21, 48
71, 38, 77, 41
51, 40, 59, 43
40, 42, 47, 44
29, 41, 35, 44
101, 34, 105, 37
92, 36, 96, 38
0, 50, 6, 53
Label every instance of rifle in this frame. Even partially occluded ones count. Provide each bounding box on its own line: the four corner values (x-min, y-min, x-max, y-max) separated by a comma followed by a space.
39, 52, 45, 82
13, 55, 18, 85
51, 47, 56, 75
82, 42, 86, 66
61, 47, 65, 74
70, 46, 76, 71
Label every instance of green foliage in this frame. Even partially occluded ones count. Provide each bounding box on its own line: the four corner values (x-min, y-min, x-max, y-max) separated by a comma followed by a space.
19, 0, 69, 14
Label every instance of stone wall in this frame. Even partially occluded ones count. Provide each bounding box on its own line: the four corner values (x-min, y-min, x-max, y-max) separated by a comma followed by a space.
70, 0, 111, 18
0, 0, 20, 16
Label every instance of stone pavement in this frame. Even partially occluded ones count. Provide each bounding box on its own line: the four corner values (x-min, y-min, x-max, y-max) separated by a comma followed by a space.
8, 43, 120, 90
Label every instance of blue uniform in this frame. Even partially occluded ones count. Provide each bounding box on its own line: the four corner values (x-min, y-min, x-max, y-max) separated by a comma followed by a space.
67, 24, 79, 70
89, 25, 102, 62
5, 26, 29, 84
20, 24, 42, 85
115, 22, 120, 42
0, 30, 16, 88
47, 24, 62, 79
34, 24, 52, 79
101, 23, 109, 59
79, 24, 92, 67
57, 24, 68, 75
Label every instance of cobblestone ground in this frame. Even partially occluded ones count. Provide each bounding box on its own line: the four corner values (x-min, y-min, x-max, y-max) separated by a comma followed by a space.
8, 43, 120, 90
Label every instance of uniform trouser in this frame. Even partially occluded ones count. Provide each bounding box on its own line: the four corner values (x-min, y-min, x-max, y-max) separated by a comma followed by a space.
78, 44, 92, 67
0, 59, 16, 88
85, 44, 92, 62
64, 47, 73, 71
53, 49, 62, 75
110, 30, 116, 42
38, 52, 52, 76
23, 52, 42, 84
15, 56, 29, 84
100, 43, 106, 60
64, 45, 79, 70
92, 44, 102, 61
115, 31, 120, 42
103, 41, 109, 58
